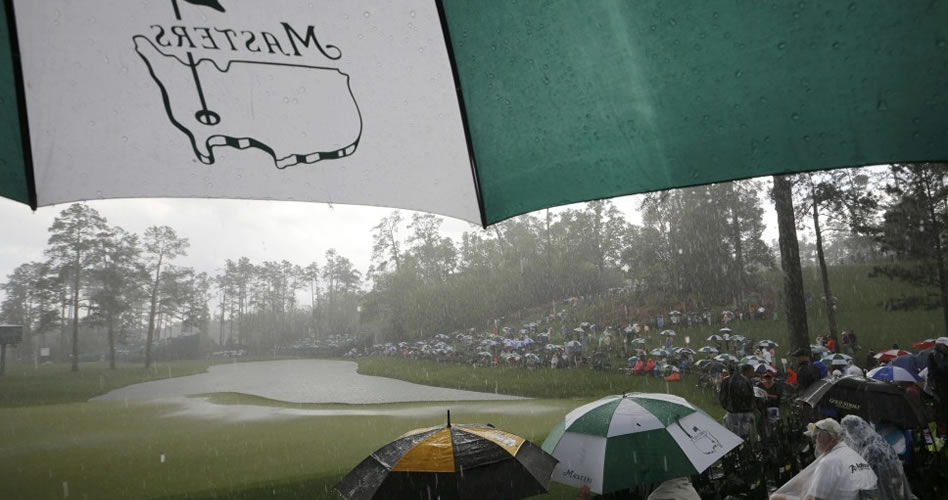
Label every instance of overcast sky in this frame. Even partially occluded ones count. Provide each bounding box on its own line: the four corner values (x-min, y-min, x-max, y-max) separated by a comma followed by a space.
0, 182, 778, 288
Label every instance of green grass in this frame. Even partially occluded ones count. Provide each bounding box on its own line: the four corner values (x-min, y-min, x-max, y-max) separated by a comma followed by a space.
0, 396, 581, 500
356, 357, 722, 419
0, 356, 723, 500
535, 263, 944, 365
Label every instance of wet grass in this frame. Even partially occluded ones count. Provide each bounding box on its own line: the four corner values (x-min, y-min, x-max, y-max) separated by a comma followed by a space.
356, 357, 723, 419
526, 263, 943, 365
0, 397, 580, 500
0, 357, 290, 408
718, 263, 943, 351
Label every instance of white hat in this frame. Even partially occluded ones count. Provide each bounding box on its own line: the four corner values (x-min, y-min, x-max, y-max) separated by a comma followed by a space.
936, 337, 948, 347
804, 418, 843, 439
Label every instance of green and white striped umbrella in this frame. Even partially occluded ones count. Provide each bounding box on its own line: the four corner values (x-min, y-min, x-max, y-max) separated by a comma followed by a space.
541, 393, 742, 494
822, 353, 853, 366
740, 355, 765, 365
713, 354, 739, 363
2, 1, 947, 226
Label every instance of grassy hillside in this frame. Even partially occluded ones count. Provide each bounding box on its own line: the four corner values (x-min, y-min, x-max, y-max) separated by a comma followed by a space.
497, 263, 944, 364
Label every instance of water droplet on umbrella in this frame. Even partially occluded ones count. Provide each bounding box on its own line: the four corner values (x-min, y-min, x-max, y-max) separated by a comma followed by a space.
791, 113, 800, 120
777, 41, 787, 50
877, 100, 889, 111
363, 11, 370, 18
734, 70, 743, 78
410, 10, 416, 18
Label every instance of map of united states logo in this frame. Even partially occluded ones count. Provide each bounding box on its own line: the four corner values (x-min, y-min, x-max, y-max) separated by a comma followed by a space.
134, 0, 362, 169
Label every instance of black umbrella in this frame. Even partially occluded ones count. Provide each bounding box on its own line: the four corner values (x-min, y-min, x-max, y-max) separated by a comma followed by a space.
796, 376, 929, 428
335, 411, 557, 500
699, 360, 727, 373
915, 347, 934, 371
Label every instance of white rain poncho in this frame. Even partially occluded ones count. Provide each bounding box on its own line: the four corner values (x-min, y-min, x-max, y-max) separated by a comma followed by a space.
771, 442, 877, 500
841, 415, 917, 500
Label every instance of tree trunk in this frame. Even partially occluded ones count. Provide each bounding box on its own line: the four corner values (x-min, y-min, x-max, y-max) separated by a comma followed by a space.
924, 182, 948, 335
773, 175, 810, 354
60, 296, 68, 363
0, 344, 6, 375
219, 291, 226, 346
107, 311, 116, 370
731, 207, 745, 309
812, 200, 838, 339
71, 251, 81, 372
144, 255, 163, 368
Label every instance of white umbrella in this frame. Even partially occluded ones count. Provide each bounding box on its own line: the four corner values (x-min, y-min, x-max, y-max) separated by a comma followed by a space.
867, 365, 922, 383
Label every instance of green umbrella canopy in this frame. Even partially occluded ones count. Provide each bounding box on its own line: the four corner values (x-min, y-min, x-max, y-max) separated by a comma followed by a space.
1, 1, 947, 225
542, 393, 742, 494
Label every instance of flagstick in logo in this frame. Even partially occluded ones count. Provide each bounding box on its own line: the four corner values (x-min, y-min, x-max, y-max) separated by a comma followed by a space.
170, 0, 225, 126
137, 0, 362, 168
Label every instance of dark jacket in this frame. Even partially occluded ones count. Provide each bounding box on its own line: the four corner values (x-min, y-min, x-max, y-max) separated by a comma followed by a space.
929, 350, 948, 396
756, 381, 783, 408
796, 360, 821, 392
720, 373, 754, 413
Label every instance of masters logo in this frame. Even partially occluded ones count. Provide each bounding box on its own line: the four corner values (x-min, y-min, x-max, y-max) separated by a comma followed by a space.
562, 469, 592, 484
133, 0, 362, 169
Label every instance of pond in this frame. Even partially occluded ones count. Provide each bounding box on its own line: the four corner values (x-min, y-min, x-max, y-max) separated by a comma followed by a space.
91, 359, 526, 404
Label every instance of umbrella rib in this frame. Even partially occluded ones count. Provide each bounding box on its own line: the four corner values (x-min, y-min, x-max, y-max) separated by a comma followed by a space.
2, 0, 37, 209
434, 0, 487, 227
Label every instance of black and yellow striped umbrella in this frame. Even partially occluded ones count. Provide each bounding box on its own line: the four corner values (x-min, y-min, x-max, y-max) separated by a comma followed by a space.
335, 412, 557, 500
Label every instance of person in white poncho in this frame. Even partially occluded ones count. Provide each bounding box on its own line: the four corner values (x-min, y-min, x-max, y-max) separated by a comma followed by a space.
771, 418, 878, 500
840, 415, 916, 500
